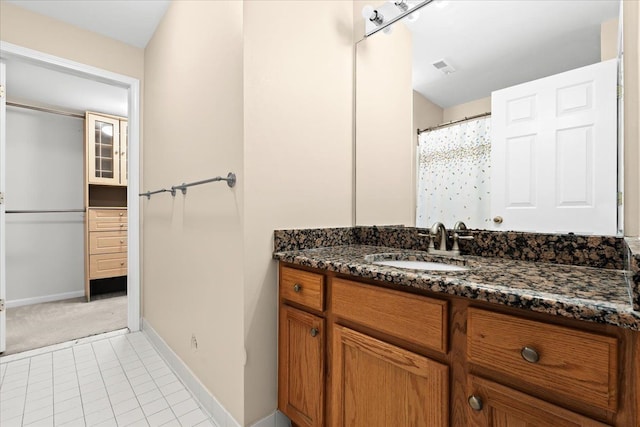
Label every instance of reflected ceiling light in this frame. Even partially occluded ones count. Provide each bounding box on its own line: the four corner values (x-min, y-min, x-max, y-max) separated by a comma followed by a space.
362, 5, 385, 26
391, 0, 420, 22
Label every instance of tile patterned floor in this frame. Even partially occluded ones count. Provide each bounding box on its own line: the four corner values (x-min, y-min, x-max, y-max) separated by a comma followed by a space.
0, 332, 217, 427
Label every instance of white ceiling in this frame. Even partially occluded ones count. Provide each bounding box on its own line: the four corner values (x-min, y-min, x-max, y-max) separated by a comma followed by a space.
405, 0, 620, 108
5, 0, 170, 48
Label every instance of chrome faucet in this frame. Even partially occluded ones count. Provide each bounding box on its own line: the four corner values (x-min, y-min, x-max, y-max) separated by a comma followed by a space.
430, 222, 449, 253
419, 221, 474, 257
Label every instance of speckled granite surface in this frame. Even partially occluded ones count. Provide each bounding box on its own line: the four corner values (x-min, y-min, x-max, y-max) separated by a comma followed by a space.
625, 237, 640, 311
273, 245, 640, 331
274, 226, 625, 269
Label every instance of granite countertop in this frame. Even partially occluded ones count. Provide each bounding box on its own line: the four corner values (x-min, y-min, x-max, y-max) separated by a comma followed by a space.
274, 245, 640, 331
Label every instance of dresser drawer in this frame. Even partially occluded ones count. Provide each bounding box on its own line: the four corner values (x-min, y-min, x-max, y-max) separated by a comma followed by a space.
280, 266, 325, 311
89, 253, 127, 279
89, 231, 127, 255
332, 278, 448, 353
467, 308, 618, 411
88, 208, 127, 231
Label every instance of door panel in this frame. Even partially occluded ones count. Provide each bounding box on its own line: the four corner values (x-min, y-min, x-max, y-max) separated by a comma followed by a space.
491, 59, 617, 235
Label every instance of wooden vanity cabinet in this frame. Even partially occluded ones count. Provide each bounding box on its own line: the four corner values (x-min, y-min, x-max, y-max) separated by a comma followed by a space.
278, 266, 326, 427
277, 263, 639, 427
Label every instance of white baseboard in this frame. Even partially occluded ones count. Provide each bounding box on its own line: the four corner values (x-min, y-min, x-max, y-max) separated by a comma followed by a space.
142, 318, 241, 427
251, 411, 291, 427
6, 290, 85, 308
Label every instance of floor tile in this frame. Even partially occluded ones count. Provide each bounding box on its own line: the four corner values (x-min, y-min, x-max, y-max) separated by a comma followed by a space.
171, 397, 199, 417
141, 397, 169, 417
115, 407, 146, 427
178, 408, 208, 427
53, 406, 85, 425
55, 395, 83, 414
1, 332, 217, 427
146, 408, 175, 427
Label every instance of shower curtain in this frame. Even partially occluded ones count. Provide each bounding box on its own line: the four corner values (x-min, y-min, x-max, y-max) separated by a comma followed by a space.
416, 117, 491, 230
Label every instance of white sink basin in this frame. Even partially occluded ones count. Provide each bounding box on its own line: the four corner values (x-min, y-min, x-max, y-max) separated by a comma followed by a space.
373, 260, 469, 272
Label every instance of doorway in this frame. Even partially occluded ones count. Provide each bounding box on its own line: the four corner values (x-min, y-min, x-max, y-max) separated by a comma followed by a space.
0, 41, 141, 355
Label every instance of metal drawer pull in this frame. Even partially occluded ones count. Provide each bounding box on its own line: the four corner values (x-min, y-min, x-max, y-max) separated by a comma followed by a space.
468, 395, 483, 411
310, 328, 319, 337
293, 284, 302, 293
521, 346, 540, 363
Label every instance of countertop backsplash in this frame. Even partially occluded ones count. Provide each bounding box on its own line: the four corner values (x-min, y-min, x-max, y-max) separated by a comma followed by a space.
275, 226, 625, 270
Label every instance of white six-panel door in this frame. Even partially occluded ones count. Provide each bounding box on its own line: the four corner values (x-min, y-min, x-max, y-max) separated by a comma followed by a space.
491, 59, 617, 235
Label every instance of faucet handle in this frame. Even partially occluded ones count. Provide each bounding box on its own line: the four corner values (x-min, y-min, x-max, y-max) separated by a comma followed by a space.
418, 233, 435, 251
452, 232, 474, 254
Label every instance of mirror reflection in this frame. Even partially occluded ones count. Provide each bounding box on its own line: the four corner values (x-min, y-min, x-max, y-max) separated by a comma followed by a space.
355, 0, 621, 235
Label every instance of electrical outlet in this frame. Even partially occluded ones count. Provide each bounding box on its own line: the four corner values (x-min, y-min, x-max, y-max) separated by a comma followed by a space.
191, 334, 198, 351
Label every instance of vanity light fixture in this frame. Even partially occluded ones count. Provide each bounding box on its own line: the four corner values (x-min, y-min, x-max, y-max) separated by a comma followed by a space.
391, 0, 420, 22
362, 5, 385, 26
363, 0, 432, 37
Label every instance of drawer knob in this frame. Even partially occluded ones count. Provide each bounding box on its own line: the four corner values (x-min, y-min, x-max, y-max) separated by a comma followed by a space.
120, 240, 124, 243
120, 262, 125, 266
120, 224, 125, 227
521, 346, 540, 363
468, 395, 483, 411
293, 284, 302, 293
119, 212, 123, 216
310, 328, 319, 337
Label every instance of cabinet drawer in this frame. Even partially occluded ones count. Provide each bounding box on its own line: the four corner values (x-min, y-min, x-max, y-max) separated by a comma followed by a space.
332, 278, 448, 353
467, 375, 611, 427
467, 308, 618, 412
88, 208, 127, 231
280, 266, 324, 311
89, 253, 127, 279
89, 231, 127, 255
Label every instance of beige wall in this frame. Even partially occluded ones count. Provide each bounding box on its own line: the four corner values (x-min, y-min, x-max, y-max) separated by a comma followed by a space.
413, 91, 443, 131
0, 1, 143, 79
355, 18, 413, 226
143, 0, 245, 423
143, 1, 353, 425
602, 18, 619, 61
242, 2, 353, 423
624, 1, 640, 236
443, 96, 491, 123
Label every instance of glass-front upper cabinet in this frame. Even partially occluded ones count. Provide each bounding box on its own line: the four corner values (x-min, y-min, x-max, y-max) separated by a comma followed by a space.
87, 112, 127, 186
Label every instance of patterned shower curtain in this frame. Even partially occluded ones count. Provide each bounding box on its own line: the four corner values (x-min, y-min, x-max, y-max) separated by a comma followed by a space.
416, 117, 491, 230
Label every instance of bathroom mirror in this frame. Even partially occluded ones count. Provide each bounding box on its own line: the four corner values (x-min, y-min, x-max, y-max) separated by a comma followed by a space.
355, 0, 622, 235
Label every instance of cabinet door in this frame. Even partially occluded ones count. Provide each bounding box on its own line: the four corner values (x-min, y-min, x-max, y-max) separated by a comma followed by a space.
278, 305, 324, 427
87, 114, 121, 186
331, 324, 449, 427
119, 120, 128, 186
466, 375, 611, 427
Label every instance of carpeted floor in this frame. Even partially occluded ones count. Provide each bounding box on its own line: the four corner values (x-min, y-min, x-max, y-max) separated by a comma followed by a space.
3, 292, 127, 356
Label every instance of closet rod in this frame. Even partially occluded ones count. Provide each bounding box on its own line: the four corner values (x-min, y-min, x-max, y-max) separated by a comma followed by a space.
6, 101, 85, 119
417, 112, 491, 135
6, 208, 86, 214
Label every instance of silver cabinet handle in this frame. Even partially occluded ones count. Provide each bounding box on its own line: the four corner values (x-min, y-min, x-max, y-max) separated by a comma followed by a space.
293, 284, 302, 293
310, 328, 319, 337
521, 346, 540, 363
468, 395, 483, 411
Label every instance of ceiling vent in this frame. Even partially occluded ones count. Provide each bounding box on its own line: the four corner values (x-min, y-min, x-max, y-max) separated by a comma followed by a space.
432, 59, 456, 75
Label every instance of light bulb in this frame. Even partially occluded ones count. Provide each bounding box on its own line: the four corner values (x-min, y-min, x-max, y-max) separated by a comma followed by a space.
362, 5, 374, 20
362, 5, 384, 25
